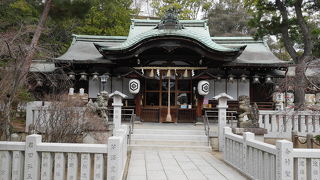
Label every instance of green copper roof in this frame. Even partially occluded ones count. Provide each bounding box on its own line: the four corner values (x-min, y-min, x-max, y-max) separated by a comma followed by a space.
96, 28, 240, 52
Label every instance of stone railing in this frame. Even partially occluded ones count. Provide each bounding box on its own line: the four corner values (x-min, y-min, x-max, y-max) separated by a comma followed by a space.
0, 125, 129, 180
258, 110, 320, 138
223, 126, 320, 180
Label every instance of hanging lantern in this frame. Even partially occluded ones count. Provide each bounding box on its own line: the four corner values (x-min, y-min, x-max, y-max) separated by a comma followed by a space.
183, 69, 189, 78
36, 79, 43, 87
252, 75, 260, 84
240, 74, 247, 82
129, 79, 140, 94
215, 75, 222, 81
265, 75, 273, 84
191, 70, 195, 77
141, 69, 144, 75
149, 69, 154, 78
228, 74, 235, 83
68, 72, 75, 80
79, 72, 87, 81
100, 74, 109, 83
156, 69, 160, 77
100, 74, 109, 91
92, 72, 99, 81
197, 80, 210, 96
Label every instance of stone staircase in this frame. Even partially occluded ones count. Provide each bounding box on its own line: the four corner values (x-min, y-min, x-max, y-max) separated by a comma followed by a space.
129, 128, 212, 151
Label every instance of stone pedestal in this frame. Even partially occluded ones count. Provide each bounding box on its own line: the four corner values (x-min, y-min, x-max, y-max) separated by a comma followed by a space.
232, 128, 267, 142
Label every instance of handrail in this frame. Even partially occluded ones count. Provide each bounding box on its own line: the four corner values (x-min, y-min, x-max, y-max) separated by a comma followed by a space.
204, 110, 237, 127
202, 115, 210, 146
128, 113, 136, 144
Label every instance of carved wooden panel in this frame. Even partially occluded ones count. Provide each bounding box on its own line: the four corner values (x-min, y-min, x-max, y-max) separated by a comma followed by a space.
141, 108, 159, 122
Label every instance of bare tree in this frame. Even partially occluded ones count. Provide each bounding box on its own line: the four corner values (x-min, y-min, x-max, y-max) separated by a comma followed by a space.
0, 38, 29, 140
33, 94, 106, 143
0, 0, 53, 140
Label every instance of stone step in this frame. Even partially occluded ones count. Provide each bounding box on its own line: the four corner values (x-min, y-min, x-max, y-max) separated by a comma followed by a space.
133, 129, 205, 135
129, 144, 212, 152
130, 139, 209, 146
131, 134, 208, 141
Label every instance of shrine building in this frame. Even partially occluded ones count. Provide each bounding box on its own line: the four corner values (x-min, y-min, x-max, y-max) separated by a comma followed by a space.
30, 11, 290, 123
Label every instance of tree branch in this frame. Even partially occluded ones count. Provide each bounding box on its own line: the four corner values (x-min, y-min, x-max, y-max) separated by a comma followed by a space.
23, 0, 52, 76
294, 0, 313, 59
275, 0, 299, 62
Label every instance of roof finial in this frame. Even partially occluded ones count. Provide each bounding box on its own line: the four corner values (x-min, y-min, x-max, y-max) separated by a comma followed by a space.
156, 7, 183, 30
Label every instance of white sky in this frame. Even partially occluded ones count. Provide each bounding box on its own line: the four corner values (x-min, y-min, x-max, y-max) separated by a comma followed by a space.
131, 0, 205, 19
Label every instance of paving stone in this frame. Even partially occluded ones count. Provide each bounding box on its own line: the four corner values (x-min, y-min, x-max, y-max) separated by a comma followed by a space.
147, 170, 167, 180
127, 175, 147, 180
146, 163, 163, 171
179, 163, 198, 170
205, 174, 228, 180
128, 167, 146, 176
167, 175, 188, 180
164, 169, 182, 174
184, 170, 207, 180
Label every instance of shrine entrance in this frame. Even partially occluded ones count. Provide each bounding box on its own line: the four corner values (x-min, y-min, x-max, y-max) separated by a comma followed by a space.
143, 69, 195, 123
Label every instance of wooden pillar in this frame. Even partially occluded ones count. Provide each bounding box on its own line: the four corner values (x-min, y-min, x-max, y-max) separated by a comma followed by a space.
196, 95, 204, 117
135, 94, 142, 118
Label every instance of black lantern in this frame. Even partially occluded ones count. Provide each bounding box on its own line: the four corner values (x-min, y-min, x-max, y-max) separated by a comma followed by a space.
68, 72, 75, 80
265, 75, 273, 84
100, 73, 109, 91
36, 79, 43, 87
92, 72, 99, 81
252, 75, 260, 84
216, 74, 222, 81
79, 72, 87, 81
228, 74, 235, 83
240, 74, 247, 82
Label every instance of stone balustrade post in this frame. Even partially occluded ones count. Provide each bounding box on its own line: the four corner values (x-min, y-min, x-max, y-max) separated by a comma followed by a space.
107, 136, 122, 180
24, 134, 42, 180
115, 127, 127, 168
306, 133, 314, 149
213, 93, 233, 152
276, 140, 293, 180
243, 132, 255, 174
223, 127, 232, 160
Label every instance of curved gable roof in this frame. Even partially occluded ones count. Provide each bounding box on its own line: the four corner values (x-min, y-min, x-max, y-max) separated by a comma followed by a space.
95, 28, 242, 52
94, 18, 246, 61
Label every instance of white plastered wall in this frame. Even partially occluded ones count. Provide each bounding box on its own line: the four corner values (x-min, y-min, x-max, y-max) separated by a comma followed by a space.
211, 79, 250, 100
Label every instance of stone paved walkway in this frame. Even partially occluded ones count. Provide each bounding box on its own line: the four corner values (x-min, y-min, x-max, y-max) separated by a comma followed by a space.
126, 150, 248, 180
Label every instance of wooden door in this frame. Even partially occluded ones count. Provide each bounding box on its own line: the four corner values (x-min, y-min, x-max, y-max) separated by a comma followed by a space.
143, 70, 195, 123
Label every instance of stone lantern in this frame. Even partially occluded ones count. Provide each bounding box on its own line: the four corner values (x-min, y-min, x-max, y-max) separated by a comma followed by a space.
109, 91, 127, 133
